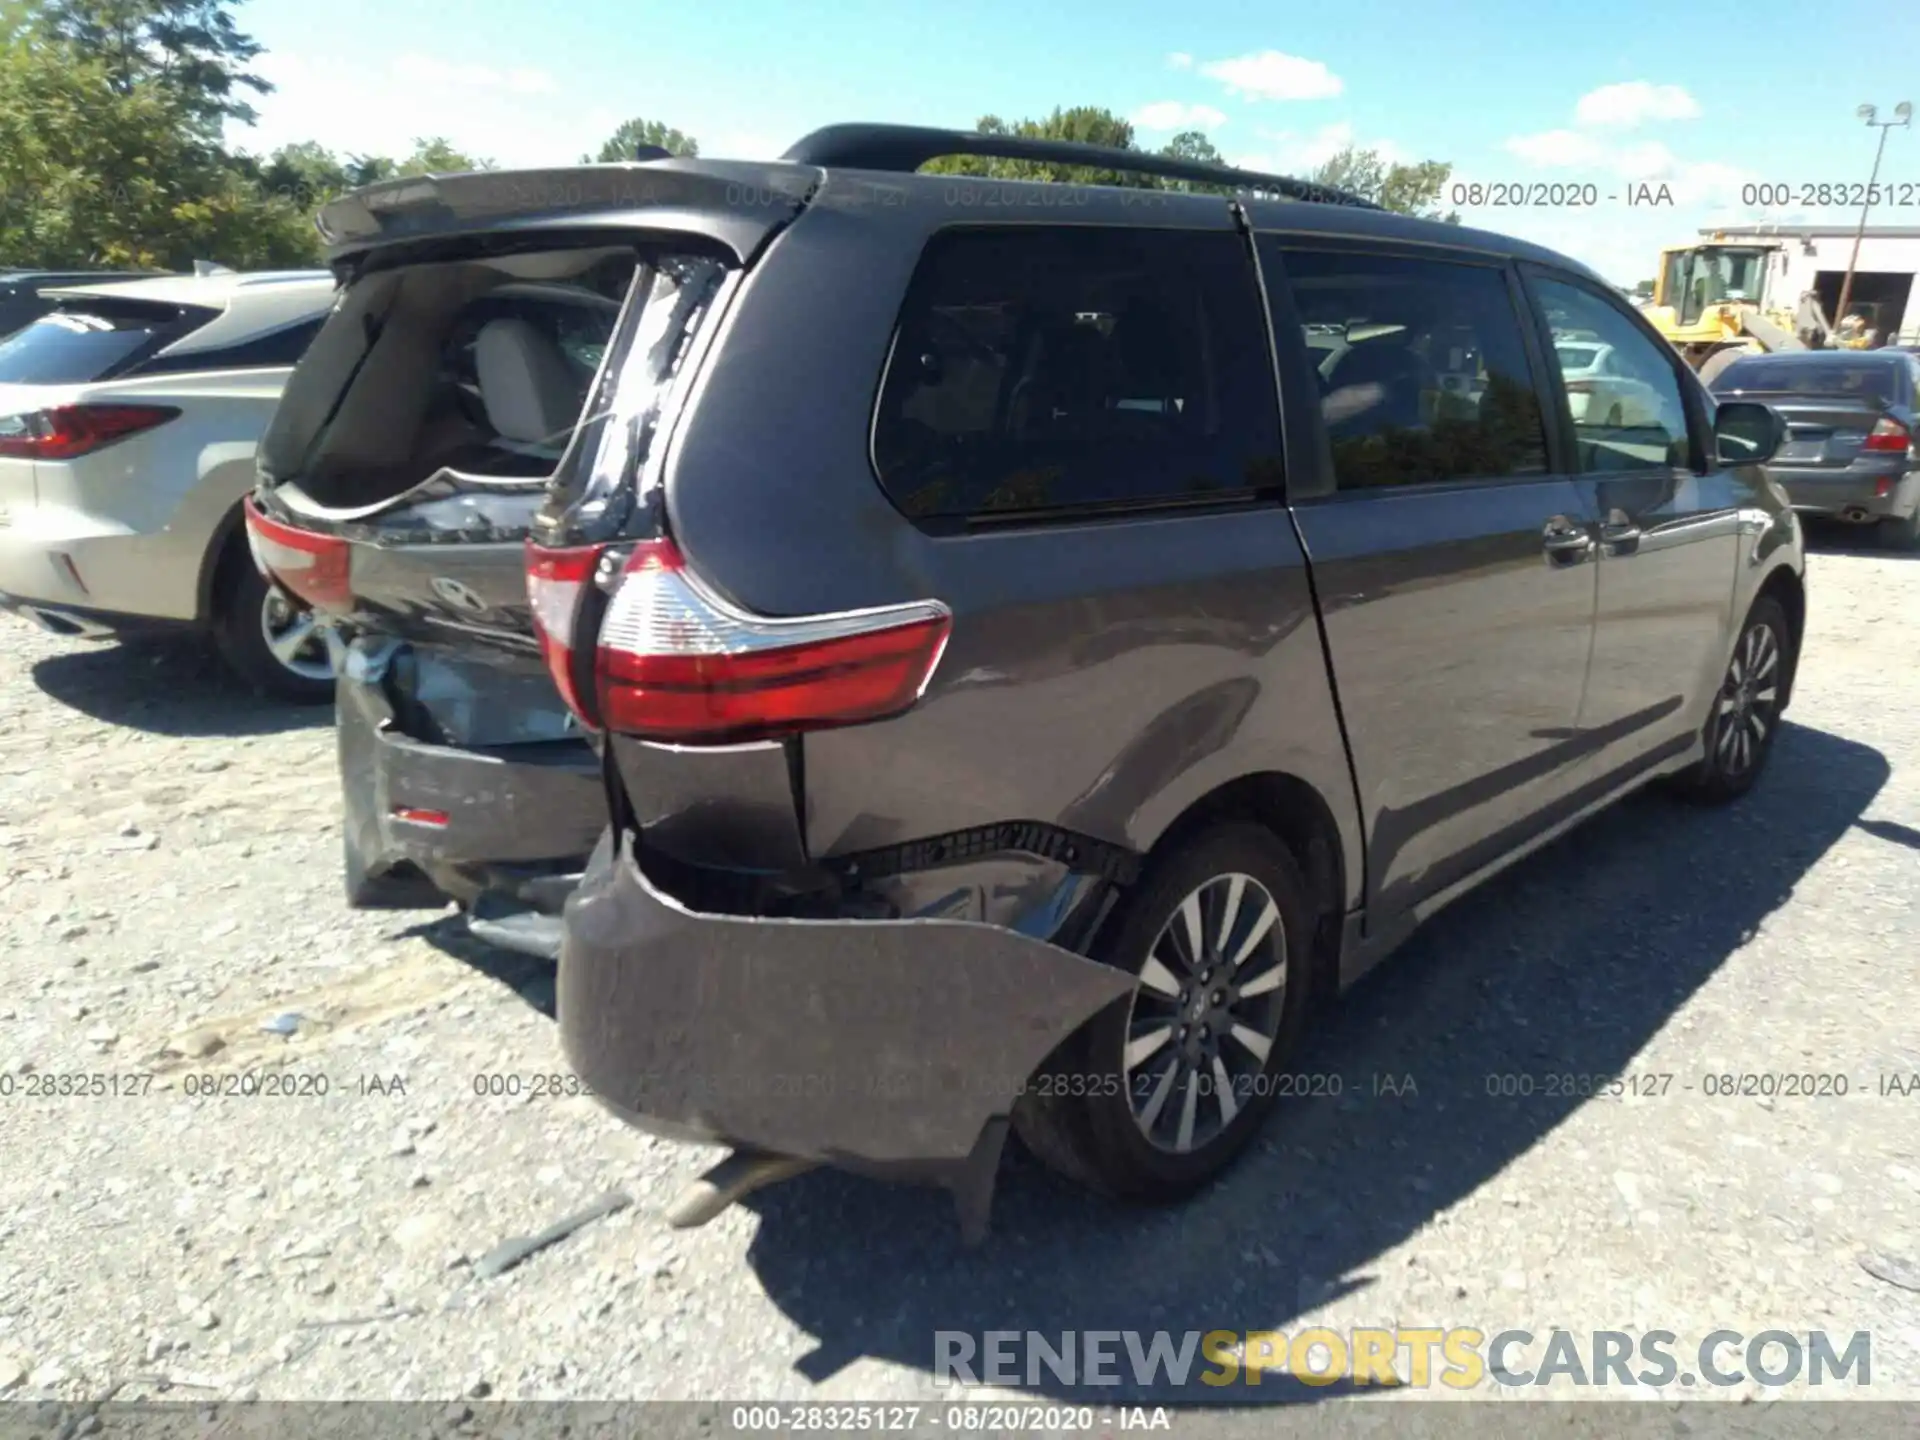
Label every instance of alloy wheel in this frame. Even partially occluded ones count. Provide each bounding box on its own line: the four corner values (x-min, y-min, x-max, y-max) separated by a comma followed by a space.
1122, 873, 1288, 1154
1714, 618, 1780, 778
258, 588, 333, 683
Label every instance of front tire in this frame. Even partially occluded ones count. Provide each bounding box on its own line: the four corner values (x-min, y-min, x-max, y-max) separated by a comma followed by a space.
212, 553, 335, 704
1666, 596, 1789, 804
1013, 824, 1315, 1203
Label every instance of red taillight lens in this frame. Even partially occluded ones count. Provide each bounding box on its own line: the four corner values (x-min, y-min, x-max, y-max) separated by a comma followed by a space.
0, 404, 180, 461
1864, 417, 1911, 453
242, 497, 352, 612
591, 537, 952, 744
525, 541, 605, 729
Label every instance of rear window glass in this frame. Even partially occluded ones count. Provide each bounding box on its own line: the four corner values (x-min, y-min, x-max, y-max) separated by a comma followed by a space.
260, 246, 728, 516
1714, 357, 1903, 403
0, 303, 199, 385
870, 226, 1282, 526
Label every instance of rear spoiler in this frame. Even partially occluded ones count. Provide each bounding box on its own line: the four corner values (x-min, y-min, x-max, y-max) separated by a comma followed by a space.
314, 161, 822, 267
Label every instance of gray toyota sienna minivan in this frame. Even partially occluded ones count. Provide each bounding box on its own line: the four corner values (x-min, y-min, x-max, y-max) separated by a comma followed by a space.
252, 125, 1806, 1241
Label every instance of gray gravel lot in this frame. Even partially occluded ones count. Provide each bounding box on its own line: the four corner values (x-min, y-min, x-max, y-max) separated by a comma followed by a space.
1, 534, 1918, 1419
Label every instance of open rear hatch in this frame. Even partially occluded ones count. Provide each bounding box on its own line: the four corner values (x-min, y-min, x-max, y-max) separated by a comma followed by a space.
244, 162, 810, 940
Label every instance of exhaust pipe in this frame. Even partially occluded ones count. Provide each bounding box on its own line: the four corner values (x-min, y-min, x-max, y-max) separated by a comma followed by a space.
19, 606, 84, 636
13, 606, 113, 640
1841, 506, 1873, 523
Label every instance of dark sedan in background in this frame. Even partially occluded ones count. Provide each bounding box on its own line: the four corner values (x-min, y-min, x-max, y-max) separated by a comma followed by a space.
1712, 349, 1920, 548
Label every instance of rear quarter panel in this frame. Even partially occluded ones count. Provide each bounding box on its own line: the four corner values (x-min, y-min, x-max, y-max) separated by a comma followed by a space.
656, 180, 1364, 905
33, 369, 290, 620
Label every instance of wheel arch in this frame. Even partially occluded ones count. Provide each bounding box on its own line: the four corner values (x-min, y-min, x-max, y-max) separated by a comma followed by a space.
1753, 563, 1806, 710
194, 499, 253, 625
1139, 771, 1349, 1004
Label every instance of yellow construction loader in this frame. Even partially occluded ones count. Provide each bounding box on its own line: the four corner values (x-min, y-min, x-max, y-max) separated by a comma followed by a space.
1642, 236, 1848, 384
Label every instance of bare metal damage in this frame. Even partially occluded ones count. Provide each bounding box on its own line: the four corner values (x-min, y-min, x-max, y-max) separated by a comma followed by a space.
557, 832, 1138, 1241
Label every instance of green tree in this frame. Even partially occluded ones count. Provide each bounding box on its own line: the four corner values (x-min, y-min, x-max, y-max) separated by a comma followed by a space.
393, 136, 492, 176
31, 0, 270, 134
586, 116, 697, 163
0, 25, 313, 268
1160, 130, 1221, 166
921, 107, 1159, 187
1310, 145, 1457, 220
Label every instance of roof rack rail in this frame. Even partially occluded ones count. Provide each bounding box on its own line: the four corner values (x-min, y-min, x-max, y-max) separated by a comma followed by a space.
780, 123, 1382, 210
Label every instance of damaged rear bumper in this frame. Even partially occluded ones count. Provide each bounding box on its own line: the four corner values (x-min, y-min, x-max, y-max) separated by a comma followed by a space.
556, 831, 1135, 1239
337, 652, 604, 919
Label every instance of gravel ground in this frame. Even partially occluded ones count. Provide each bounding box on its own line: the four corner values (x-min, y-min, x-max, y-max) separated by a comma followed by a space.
1, 532, 1918, 1419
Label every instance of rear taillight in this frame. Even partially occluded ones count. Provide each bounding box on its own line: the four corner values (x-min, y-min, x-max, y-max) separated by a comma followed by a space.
1864, 417, 1911, 453
1563, 381, 1592, 395
0, 404, 179, 460
243, 497, 351, 612
525, 542, 605, 729
528, 535, 952, 744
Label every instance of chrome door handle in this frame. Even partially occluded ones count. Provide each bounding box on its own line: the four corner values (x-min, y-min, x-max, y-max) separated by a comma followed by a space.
1542, 517, 1594, 561
1599, 514, 1642, 552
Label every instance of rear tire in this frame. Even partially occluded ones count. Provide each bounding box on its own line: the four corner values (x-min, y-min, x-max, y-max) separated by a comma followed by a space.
1665, 595, 1789, 805
1013, 823, 1315, 1203
1876, 507, 1920, 550
212, 551, 335, 705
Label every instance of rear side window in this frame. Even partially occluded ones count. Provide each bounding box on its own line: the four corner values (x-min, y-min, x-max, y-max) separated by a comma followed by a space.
132, 316, 326, 376
871, 227, 1281, 526
1274, 249, 1547, 491
1531, 275, 1692, 473
1714, 356, 1904, 406
0, 301, 209, 385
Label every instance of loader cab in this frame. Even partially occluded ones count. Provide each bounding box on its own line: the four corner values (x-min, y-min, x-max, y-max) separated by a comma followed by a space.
1657, 243, 1779, 326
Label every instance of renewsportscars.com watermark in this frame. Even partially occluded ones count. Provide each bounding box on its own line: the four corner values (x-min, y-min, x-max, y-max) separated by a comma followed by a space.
935, 1327, 1873, 1391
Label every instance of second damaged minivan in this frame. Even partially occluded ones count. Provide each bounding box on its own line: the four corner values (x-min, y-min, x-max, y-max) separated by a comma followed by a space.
254, 126, 1807, 1241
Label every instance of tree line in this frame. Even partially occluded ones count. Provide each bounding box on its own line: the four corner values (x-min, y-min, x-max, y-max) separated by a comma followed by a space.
0, 1, 1454, 273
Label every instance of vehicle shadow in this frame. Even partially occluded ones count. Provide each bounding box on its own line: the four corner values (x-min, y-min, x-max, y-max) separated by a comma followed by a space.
30, 636, 330, 738
733, 720, 1887, 1405
1803, 521, 1920, 560
404, 912, 558, 1018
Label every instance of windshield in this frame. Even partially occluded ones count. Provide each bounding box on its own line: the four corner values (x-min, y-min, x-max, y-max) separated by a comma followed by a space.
0, 306, 182, 385
1555, 345, 1601, 371
1714, 357, 1902, 404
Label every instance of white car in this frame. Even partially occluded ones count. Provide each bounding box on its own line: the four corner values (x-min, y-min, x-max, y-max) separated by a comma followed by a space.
0, 270, 339, 700
1553, 340, 1663, 428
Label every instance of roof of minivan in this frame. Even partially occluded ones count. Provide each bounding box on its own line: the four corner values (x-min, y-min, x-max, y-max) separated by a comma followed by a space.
313, 137, 1611, 291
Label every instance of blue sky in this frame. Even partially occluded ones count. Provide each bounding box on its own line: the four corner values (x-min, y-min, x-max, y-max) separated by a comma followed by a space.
230, 0, 1920, 284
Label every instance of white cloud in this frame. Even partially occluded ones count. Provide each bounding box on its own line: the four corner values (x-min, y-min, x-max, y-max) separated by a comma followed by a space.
235, 51, 613, 169
388, 54, 557, 98
1132, 101, 1228, 133
1167, 51, 1194, 71
1504, 129, 1606, 167
1574, 81, 1701, 129
1503, 128, 1752, 203
1232, 121, 1403, 177
1199, 50, 1343, 102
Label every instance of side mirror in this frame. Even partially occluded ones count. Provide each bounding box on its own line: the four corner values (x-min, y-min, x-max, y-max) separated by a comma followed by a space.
1714, 400, 1786, 466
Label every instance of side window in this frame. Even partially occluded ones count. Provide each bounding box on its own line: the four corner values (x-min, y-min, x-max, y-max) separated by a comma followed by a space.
1275, 249, 1547, 491
870, 227, 1281, 525
1529, 276, 1690, 473
132, 316, 325, 376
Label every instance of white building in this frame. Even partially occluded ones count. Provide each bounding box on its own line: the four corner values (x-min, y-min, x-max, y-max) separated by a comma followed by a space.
1706, 223, 1920, 344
